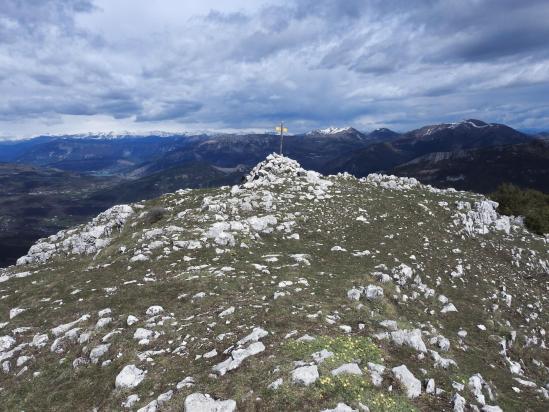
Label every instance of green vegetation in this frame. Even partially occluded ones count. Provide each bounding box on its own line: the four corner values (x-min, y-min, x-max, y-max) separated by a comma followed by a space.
144, 206, 167, 224
284, 336, 382, 368
316, 375, 416, 411
280, 337, 416, 410
491, 183, 549, 235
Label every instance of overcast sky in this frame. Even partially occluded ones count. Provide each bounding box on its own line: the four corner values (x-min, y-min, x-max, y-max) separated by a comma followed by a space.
1, 0, 549, 137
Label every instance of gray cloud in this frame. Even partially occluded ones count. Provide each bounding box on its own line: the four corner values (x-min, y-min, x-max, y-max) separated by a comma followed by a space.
1, 0, 549, 137
136, 100, 203, 122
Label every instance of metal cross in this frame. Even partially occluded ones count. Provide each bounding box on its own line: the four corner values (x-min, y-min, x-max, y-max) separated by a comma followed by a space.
275, 122, 288, 155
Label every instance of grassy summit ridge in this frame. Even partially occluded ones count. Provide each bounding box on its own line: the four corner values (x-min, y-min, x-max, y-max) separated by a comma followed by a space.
0, 154, 548, 411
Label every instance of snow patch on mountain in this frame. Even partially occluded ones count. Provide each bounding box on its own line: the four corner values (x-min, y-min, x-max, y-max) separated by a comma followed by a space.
307, 127, 354, 135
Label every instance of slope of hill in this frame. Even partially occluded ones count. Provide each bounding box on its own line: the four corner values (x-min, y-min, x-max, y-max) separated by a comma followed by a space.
133, 129, 373, 177
0, 163, 117, 267
1, 155, 547, 411
391, 140, 549, 193
0, 161, 246, 266
2, 135, 196, 175
0, 136, 59, 162
89, 162, 246, 204
367, 128, 401, 141
0, 120, 547, 269
0, 129, 375, 178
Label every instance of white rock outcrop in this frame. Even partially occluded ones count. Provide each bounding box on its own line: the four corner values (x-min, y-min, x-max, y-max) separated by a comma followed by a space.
17, 204, 133, 265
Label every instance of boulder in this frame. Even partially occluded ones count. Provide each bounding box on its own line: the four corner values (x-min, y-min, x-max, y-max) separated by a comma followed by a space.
452, 393, 466, 412
365, 285, 384, 300
392, 365, 421, 398
184, 393, 236, 412
115, 364, 146, 389
321, 403, 358, 412
390, 329, 427, 352
331, 363, 362, 376
292, 365, 319, 386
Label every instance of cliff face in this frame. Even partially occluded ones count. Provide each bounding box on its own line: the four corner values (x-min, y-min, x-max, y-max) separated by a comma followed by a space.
1, 154, 548, 411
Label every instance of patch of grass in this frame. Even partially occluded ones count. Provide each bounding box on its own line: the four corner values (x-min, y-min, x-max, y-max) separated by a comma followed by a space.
265, 375, 417, 412
284, 336, 382, 368
144, 206, 167, 225
316, 374, 371, 405
368, 391, 417, 412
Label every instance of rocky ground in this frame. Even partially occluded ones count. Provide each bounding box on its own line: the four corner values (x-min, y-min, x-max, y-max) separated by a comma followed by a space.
0, 154, 548, 411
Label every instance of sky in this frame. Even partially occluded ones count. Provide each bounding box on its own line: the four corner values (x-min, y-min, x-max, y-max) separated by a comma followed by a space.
1, 0, 549, 138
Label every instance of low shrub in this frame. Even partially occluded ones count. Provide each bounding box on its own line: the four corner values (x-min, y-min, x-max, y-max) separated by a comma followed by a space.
491, 183, 549, 235
144, 206, 167, 225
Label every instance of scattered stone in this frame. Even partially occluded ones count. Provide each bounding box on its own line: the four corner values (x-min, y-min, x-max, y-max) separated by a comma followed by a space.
365, 285, 384, 300
90, 344, 110, 364
292, 365, 319, 386
203, 349, 218, 359
115, 365, 146, 389
0, 335, 16, 351
219, 307, 235, 318
441, 303, 458, 313
237, 327, 268, 345
9, 308, 26, 319
392, 365, 421, 398
452, 393, 466, 412
481, 406, 503, 412
268, 378, 283, 390
183, 393, 236, 412
145, 306, 164, 316
390, 329, 428, 352
331, 363, 362, 376
379, 320, 398, 331
312, 349, 334, 364
426, 378, 435, 394
347, 288, 361, 301
321, 403, 357, 412
95, 317, 112, 329
122, 394, 140, 409
98, 308, 112, 317
367, 362, 385, 387
213, 342, 265, 376
176, 377, 196, 390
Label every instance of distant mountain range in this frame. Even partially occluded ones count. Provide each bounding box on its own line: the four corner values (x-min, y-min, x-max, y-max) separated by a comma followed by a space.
328, 119, 531, 176
0, 118, 547, 266
392, 139, 549, 193
0, 127, 398, 176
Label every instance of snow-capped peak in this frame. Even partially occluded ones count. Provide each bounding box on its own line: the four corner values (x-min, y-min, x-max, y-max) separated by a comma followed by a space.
308, 127, 353, 135
420, 119, 495, 136
64, 131, 191, 140
446, 119, 492, 130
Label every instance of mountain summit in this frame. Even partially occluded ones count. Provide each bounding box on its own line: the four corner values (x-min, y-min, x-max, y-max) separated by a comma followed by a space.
1, 154, 548, 411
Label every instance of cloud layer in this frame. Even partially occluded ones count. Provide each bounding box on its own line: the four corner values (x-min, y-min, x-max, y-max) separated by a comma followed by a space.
1, 0, 549, 137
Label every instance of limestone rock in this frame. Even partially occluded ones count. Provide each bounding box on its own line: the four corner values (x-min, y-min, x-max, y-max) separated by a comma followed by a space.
184, 393, 236, 412
392, 365, 421, 398
115, 364, 146, 389
292, 365, 319, 386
